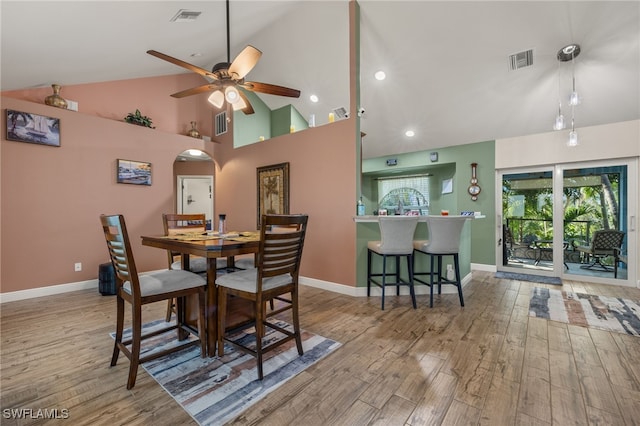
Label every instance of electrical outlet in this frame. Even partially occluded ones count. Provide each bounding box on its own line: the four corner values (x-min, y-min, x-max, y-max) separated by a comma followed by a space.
74, 262, 82, 272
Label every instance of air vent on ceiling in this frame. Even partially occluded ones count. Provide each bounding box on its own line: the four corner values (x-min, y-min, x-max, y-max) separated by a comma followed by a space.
332, 107, 349, 120
170, 9, 202, 22
508, 49, 534, 71
215, 111, 227, 136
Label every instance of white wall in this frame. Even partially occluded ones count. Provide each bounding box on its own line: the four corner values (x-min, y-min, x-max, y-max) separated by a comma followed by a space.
495, 120, 639, 169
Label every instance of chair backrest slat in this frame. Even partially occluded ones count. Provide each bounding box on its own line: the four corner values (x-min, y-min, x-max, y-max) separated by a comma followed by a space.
258, 215, 308, 279
100, 214, 141, 298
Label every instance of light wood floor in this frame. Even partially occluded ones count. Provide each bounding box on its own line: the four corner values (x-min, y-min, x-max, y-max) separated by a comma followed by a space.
2, 271, 640, 425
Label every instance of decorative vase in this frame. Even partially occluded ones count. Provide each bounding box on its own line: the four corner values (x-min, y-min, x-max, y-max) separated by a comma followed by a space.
187, 121, 201, 139
44, 84, 68, 109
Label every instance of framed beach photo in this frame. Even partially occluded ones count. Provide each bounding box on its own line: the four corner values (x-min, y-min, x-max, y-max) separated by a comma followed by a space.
117, 159, 152, 186
6, 109, 61, 147
256, 162, 289, 228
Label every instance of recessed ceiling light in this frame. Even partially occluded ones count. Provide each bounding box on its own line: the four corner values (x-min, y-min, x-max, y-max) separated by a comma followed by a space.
309, 94, 319, 103
190, 52, 202, 57
374, 70, 386, 81
405, 130, 415, 137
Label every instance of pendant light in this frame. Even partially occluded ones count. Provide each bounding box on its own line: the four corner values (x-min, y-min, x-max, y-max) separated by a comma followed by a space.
554, 44, 581, 146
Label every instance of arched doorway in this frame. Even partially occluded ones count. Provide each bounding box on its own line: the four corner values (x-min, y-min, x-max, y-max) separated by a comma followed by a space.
174, 149, 215, 229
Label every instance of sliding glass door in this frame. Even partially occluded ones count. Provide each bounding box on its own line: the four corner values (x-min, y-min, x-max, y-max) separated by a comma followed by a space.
498, 159, 637, 286
500, 167, 557, 276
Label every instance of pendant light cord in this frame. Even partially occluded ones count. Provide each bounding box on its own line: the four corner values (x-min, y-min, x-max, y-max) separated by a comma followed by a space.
226, 0, 231, 64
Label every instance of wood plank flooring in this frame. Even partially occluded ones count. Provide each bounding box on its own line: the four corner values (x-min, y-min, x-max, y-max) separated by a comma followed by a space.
1, 271, 639, 425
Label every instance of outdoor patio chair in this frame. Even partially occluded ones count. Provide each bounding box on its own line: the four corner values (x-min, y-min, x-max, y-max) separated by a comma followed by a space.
576, 229, 625, 278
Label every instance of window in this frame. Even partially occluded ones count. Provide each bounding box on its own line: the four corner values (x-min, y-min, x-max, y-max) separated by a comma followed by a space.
377, 175, 430, 214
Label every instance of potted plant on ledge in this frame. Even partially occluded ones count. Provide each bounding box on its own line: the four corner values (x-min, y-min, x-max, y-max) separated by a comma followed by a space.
124, 109, 155, 128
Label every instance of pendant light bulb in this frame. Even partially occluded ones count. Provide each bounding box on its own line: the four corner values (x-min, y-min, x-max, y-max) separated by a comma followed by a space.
553, 102, 565, 130
569, 76, 580, 106
567, 116, 578, 147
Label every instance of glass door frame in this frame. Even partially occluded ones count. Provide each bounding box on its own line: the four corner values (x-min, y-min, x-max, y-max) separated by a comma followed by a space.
497, 165, 559, 278
497, 158, 637, 287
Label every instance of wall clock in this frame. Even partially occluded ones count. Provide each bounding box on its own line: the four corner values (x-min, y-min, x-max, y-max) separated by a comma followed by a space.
468, 162, 481, 201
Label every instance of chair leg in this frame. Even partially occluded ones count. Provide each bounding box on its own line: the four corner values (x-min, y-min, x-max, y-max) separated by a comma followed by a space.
429, 254, 435, 308
255, 297, 265, 380
127, 304, 142, 390
395, 256, 401, 296
407, 254, 416, 309
291, 288, 303, 356
165, 298, 174, 322
381, 254, 387, 310
217, 287, 228, 358
367, 249, 372, 297
111, 294, 125, 366
437, 255, 443, 294
197, 289, 207, 357
454, 254, 464, 307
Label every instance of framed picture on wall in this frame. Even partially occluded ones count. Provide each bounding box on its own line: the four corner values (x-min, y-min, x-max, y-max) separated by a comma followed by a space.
117, 159, 152, 186
256, 162, 289, 227
6, 109, 61, 147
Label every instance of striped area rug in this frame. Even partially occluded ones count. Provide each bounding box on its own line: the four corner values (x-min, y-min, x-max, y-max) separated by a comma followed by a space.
112, 320, 341, 425
529, 287, 640, 336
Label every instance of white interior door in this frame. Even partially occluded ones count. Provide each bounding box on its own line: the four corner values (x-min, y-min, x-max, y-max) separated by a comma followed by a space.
177, 175, 213, 229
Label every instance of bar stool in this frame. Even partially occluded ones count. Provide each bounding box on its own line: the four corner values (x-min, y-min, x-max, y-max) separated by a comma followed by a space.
367, 216, 419, 310
413, 216, 468, 308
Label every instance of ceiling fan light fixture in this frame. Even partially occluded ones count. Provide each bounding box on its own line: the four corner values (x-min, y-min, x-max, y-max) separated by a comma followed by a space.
208, 90, 225, 108
231, 95, 247, 111
225, 86, 240, 104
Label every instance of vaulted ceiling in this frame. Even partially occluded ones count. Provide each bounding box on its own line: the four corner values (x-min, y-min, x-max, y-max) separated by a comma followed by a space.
2, 1, 638, 159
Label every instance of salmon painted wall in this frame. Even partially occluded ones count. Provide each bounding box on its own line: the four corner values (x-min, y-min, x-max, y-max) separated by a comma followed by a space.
1, 88, 357, 293
0, 96, 216, 293
214, 119, 357, 286
2, 74, 215, 138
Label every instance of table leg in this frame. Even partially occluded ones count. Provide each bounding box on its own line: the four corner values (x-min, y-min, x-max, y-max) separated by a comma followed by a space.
206, 258, 218, 357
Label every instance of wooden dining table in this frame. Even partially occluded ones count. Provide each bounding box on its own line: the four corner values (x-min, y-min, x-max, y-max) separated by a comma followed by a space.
141, 231, 260, 356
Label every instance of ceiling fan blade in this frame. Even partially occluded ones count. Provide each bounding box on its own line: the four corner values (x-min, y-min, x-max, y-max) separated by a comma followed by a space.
241, 81, 301, 98
235, 90, 255, 115
228, 46, 262, 80
170, 83, 221, 98
147, 50, 218, 80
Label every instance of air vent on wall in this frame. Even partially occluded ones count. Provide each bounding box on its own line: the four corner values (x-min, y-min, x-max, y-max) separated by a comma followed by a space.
508, 49, 534, 71
170, 9, 201, 22
332, 107, 349, 120
215, 111, 227, 136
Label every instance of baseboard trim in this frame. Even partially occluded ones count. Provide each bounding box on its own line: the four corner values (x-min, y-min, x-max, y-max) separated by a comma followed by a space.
0, 279, 99, 303
2, 265, 491, 303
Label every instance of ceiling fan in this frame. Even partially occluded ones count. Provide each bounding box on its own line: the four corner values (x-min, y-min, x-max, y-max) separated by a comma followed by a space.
147, 0, 300, 115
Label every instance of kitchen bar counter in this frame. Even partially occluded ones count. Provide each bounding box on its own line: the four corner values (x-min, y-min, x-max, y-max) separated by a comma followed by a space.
354, 215, 477, 296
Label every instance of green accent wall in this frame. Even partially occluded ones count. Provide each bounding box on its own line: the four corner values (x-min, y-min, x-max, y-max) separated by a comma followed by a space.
234, 96, 310, 147
360, 140, 496, 267
233, 90, 271, 147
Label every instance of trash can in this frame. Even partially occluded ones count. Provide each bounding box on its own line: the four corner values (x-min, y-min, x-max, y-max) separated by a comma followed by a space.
98, 262, 116, 295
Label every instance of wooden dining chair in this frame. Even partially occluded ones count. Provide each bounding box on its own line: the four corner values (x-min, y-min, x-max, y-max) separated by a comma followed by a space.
100, 214, 207, 389
162, 213, 255, 321
216, 214, 308, 380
